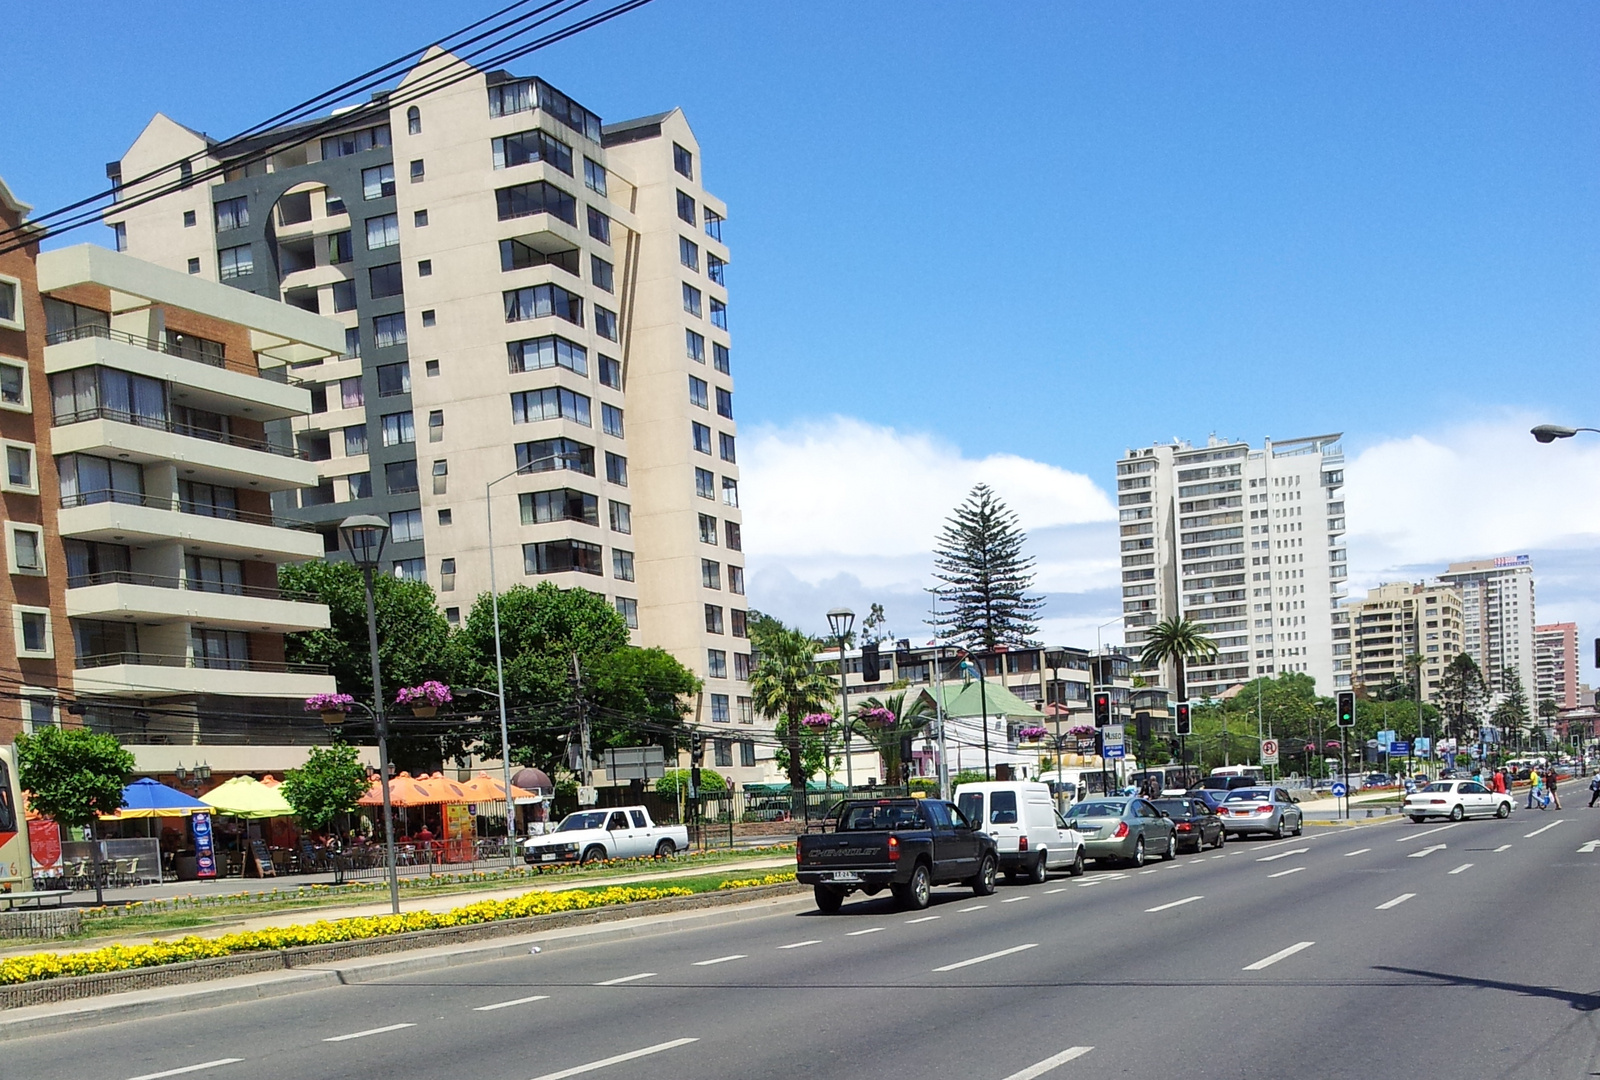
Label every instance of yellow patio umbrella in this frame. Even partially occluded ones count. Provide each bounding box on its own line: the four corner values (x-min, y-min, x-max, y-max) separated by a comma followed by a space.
200, 776, 295, 819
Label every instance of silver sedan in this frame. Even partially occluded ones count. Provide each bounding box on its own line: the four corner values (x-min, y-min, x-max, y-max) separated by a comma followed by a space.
1217, 786, 1304, 839
1063, 797, 1177, 867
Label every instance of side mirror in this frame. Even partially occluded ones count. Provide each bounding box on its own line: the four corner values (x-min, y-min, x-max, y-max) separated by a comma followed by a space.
1159, 811, 1171, 819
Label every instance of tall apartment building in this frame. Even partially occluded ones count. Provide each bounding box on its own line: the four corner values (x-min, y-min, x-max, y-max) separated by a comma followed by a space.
1117, 434, 1349, 700
1534, 621, 1578, 710
1436, 556, 1536, 707
0, 175, 342, 766
106, 52, 753, 772
1345, 581, 1464, 703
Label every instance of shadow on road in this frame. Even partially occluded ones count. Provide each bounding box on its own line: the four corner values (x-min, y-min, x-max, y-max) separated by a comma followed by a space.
1374, 964, 1600, 1012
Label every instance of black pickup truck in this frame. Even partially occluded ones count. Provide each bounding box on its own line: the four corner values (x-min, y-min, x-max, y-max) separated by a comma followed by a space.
796, 798, 999, 913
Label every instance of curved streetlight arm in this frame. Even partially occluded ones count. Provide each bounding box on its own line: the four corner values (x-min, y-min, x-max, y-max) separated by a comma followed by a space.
1531, 424, 1600, 444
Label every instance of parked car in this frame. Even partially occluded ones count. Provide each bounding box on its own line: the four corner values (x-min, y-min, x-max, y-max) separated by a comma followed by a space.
1218, 787, 1304, 839
1064, 797, 1177, 867
954, 781, 1087, 882
1185, 788, 1229, 813
796, 798, 999, 912
1152, 796, 1225, 852
1362, 773, 1393, 790
523, 806, 689, 865
1401, 780, 1513, 822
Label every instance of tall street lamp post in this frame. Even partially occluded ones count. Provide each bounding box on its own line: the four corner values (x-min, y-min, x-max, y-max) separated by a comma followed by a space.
338, 514, 401, 916
827, 608, 855, 790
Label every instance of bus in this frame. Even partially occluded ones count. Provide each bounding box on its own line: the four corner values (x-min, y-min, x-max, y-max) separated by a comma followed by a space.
1128, 766, 1203, 796
0, 744, 27, 891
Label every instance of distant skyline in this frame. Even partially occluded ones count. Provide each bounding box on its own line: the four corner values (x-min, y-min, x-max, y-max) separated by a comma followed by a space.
4, 2, 1596, 686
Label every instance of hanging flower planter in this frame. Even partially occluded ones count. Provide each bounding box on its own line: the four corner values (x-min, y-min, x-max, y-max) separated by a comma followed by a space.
1017, 726, 1049, 742
397, 681, 452, 717
859, 707, 897, 729
801, 712, 834, 731
305, 692, 356, 725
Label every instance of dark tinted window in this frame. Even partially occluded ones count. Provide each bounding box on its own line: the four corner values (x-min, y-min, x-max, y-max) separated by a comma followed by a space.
1152, 799, 1190, 817
923, 801, 952, 828
956, 792, 983, 826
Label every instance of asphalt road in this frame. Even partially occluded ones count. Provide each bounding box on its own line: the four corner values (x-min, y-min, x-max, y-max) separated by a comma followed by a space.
13, 808, 1600, 1080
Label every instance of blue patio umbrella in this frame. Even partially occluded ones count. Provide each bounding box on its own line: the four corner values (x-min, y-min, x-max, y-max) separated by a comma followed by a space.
103, 777, 209, 819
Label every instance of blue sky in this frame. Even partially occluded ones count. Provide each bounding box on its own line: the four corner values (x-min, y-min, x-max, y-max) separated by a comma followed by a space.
5, 2, 1599, 668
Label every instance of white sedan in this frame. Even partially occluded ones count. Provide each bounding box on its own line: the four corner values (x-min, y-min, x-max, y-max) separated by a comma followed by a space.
1401, 780, 1512, 822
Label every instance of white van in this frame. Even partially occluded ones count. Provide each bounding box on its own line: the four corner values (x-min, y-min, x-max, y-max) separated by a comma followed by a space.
954, 780, 1087, 883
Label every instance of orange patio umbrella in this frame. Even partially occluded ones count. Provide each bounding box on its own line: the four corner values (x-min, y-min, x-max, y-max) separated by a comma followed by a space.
416, 773, 473, 804
259, 774, 281, 787
459, 771, 538, 803
358, 771, 439, 807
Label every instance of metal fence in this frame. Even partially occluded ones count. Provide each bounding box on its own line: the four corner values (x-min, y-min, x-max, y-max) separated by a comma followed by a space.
56, 839, 163, 889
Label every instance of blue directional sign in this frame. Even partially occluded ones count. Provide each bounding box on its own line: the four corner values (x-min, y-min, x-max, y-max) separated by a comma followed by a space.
1331, 782, 1348, 798
1389, 741, 1410, 755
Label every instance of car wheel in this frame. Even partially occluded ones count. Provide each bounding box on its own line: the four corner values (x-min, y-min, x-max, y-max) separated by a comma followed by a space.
580, 845, 607, 865
1028, 850, 1049, 884
1070, 848, 1086, 877
1275, 818, 1286, 839
1161, 833, 1176, 861
1497, 802, 1511, 819
1214, 829, 1226, 849
1130, 837, 1146, 867
897, 863, 931, 910
1292, 815, 1303, 837
972, 854, 998, 896
1449, 804, 1465, 822
654, 839, 676, 858
813, 884, 844, 914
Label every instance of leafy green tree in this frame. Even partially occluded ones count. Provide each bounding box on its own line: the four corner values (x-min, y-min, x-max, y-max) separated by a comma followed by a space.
656, 768, 728, 797
16, 727, 134, 903
1138, 617, 1219, 702
1436, 653, 1487, 743
749, 617, 835, 810
932, 484, 1042, 650
771, 717, 828, 785
852, 691, 934, 784
280, 744, 370, 835
1491, 669, 1532, 752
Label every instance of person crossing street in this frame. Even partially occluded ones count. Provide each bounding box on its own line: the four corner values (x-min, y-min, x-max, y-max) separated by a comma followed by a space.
1588, 772, 1600, 808
1547, 769, 1562, 811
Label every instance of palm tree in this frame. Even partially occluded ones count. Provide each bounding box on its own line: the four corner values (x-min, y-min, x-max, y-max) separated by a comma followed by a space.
1137, 616, 1219, 702
852, 691, 935, 785
748, 617, 835, 815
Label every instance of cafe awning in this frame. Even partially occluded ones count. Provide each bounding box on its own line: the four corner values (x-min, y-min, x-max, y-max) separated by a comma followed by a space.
102, 777, 209, 819
201, 776, 295, 819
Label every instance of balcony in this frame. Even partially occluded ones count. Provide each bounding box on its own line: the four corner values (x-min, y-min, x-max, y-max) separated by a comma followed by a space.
50, 406, 318, 492
65, 572, 329, 632
57, 491, 322, 562
72, 651, 335, 700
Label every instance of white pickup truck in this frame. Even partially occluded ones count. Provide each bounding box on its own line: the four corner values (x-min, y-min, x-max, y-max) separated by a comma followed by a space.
523, 806, 689, 865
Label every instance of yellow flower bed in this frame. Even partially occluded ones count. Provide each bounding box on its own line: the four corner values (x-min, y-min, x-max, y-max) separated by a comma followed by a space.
716, 872, 796, 889
1, 884, 691, 987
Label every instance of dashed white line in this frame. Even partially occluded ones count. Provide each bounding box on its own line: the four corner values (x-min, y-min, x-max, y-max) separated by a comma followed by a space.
1046, 888, 1068, 894
1211, 853, 1227, 860
846, 927, 885, 936
1243, 941, 1315, 970
1343, 848, 1371, 857
474, 994, 549, 1011
778, 940, 820, 950
1145, 895, 1203, 913
1102, 873, 1130, 880
1268, 867, 1305, 879
1076, 880, 1101, 887
595, 972, 656, 985
1448, 863, 1473, 875
1408, 844, 1447, 858
1376, 893, 1416, 910
692, 954, 746, 966
1139, 868, 1160, 875
1258, 848, 1309, 862
127, 1062, 243, 1080
1398, 823, 1459, 842
905, 915, 941, 924
1525, 820, 1565, 838
323, 1023, 416, 1042
933, 943, 1038, 972
529, 1037, 699, 1080
1494, 844, 1512, 852
999, 1045, 1096, 1079
959, 904, 988, 912
1002, 896, 1030, 903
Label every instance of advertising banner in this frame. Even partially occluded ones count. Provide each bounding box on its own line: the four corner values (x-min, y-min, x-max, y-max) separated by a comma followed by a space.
192, 812, 218, 879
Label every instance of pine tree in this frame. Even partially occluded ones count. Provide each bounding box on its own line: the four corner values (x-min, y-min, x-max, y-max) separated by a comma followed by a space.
932, 484, 1043, 650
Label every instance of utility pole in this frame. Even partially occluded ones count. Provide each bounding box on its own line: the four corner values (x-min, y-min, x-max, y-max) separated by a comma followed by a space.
572, 652, 591, 791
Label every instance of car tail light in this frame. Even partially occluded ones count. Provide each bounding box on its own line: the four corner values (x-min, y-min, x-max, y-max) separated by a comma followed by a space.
887, 835, 900, 862
1112, 822, 1129, 839
1018, 836, 1029, 851
1255, 805, 1272, 814
1176, 822, 1193, 831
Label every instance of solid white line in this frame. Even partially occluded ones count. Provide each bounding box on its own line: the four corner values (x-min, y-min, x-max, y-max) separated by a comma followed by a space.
1525, 820, 1565, 838
1268, 867, 1305, 879
846, 927, 885, 936
959, 904, 988, 912
1243, 941, 1314, 971
529, 1037, 699, 1080
127, 1061, 243, 1080
595, 972, 656, 986
1398, 823, 1460, 842
1376, 893, 1416, 910
1258, 848, 1309, 862
1494, 844, 1512, 852
1145, 895, 1203, 913
474, 994, 549, 1012
692, 954, 746, 966
999, 1045, 1096, 1080
1343, 848, 1371, 857
1002, 896, 1030, 903
933, 943, 1038, 972
905, 915, 941, 924
1448, 863, 1473, 875
778, 940, 820, 950
323, 1023, 415, 1042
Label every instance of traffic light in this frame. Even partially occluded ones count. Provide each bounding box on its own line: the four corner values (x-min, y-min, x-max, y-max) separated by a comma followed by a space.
861, 641, 881, 681
1336, 691, 1355, 728
1093, 691, 1111, 728
690, 731, 704, 765
1175, 702, 1192, 736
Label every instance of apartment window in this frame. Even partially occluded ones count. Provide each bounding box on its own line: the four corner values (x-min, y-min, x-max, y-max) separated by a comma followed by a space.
417, 259, 432, 278
327, 194, 347, 216
598, 355, 621, 389
605, 451, 628, 487
309, 385, 328, 414
373, 312, 407, 347
409, 159, 424, 182
218, 245, 253, 279
445, 605, 460, 624
707, 253, 725, 286
0, 359, 29, 411
523, 539, 603, 576
6, 523, 44, 575
494, 180, 577, 225
677, 190, 696, 225
710, 298, 728, 329
504, 283, 584, 327
439, 560, 457, 592
719, 432, 736, 463
699, 514, 718, 545
583, 157, 607, 195
178, 480, 235, 519
407, 106, 421, 135
507, 334, 588, 376
725, 521, 742, 551
705, 604, 723, 635
514, 438, 593, 475
590, 255, 614, 293
488, 79, 602, 139
601, 403, 624, 438
380, 412, 415, 446
609, 500, 631, 534
370, 263, 404, 299
362, 164, 396, 200
721, 477, 739, 506
366, 214, 400, 250
682, 283, 702, 317
688, 375, 708, 409
587, 206, 611, 244
692, 422, 712, 455
728, 565, 744, 595
731, 608, 747, 638
347, 472, 371, 499
686, 330, 705, 363
702, 559, 721, 590
739, 739, 756, 766
14, 607, 52, 658
499, 238, 580, 276
111, 223, 127, 252
389, 507, 423, 542
679, 236, 699, 271
329, 279, 356, 313
708, 649, 728, 679
2, 442, 36, 494
492, 129, 573, 174
716, 387, 733, 419
438, 509, 452, 526
22, 693, 57, 734
695, 468, 715, 499
425, 359, 440, 377
321, 123, 391, 159
183, 210, 197, 228
713, 342, 730, 374
392, 558, 425, 582
613, 549, 635, 582
520, 488, 598, 527
734, 652, 751, 681
511, 387, 591, 426
385, 460, 419, 495
340, 376, 365, 409
593, 305, 618, 342
737, 696, 753, 725
615, 596, 638, 628
377, 362, 411, 397
428, 410, 444, 442
432, 459, 448, 495
278, 190, 313, 226
704, 207, 723, 241
414, 209, 429, 227
214, 196, 249, 231
329, 230, 353, 264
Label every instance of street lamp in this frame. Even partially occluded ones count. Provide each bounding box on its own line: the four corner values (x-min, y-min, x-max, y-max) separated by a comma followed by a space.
338, 513, 401, 916
826, 607, 855, 791
1531, 424, 1600, 443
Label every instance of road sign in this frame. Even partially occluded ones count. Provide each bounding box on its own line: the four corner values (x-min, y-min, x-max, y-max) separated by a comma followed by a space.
1389, 741, 1410, 756
1261, 738, 1279, 765
1330, 782, 1348, 798
1102, 724, 1125, 750
1104, 742, 1126, 760
605, 745, 666, 781
1414, 737, 1432, 755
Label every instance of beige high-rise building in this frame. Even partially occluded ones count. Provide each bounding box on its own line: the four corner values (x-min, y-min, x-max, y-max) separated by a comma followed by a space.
1437, 556, 1536, 709
106, 51, 759, 777
1345, 581, 1464, 703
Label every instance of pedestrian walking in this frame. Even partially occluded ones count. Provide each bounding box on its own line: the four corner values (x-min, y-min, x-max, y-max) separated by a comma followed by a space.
1548, 770, 1562, 810
1587, 773, 1600, 808
1493, 770, 1508, 795
1527, 768, 1542, 810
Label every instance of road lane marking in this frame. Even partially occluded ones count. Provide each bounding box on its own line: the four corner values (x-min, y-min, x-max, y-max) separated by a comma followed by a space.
778, 940, 820, 949
323, 1023, 415, 1042
1139, 868, 1160, 875
1002, 896, 1030, 903
692, 954, 746, 966
1211, 854, 1227, 859
1376, 893, 1416, 910
1145, 895, 1203, 913
1046, 888, 1068, 894
528, 1037, 699, 1080
905, 915, 941, 924
1448, 864, 1473, 875
959, 904, 988, 912
1578, 840, 1600, 853
1494, 844, 1512, 852
1243, 941, 1314, 970
1398, 823, 1459, 841
474, 994, 549, 1011
1102, 873, 1129, 880
846, 927, 885, 936
1525, 820, 1565, 838
127, 1061, 243, 1080
1000, 1046, 1095, 1079
1343, 848, 1371, 857
595, 972, 656, 985
1268, 867, 1305, 878
1408, 844, 1447, 858
1075, 880, 1101, 887
933, 943, 1038, 972
1258, 848, 1309, 862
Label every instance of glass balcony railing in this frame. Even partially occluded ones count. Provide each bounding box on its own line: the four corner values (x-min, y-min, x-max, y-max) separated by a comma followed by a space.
52, 405, 306, 459
45, 323, 298, 384
64, 569, 312, 602
59, 489, 317, 531
74, 651, 328, 674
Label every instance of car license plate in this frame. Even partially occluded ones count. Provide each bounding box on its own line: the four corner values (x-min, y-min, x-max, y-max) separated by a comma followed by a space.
829, 871, 861, 883
539, 853, 558, 862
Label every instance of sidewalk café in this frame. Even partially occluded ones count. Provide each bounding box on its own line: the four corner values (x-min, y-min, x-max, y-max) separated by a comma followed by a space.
80, 778, 210, 886
355, 771, 541, 864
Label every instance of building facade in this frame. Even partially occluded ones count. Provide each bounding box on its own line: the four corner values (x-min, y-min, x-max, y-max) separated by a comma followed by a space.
1436, 556, 1536, 708
106, 53, 754, 775
1534, 621, 1578, 711
1117, 434, 1349, 700
1345, 581, 1465, 703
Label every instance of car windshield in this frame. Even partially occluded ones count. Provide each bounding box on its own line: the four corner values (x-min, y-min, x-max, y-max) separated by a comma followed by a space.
1224, 789, 1272, 802
1422, 782, 1454, 793
1152, 799, 1190, 816
1069, 801, 1125, 818
556, 811, 609, 832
